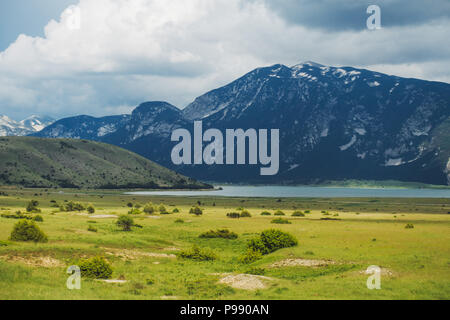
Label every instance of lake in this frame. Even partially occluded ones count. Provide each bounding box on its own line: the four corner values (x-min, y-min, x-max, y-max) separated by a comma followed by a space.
126, 185, 450, 198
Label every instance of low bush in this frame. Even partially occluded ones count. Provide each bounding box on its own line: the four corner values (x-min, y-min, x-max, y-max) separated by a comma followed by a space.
1, 211, 32, 220
33, 215, 44, 222
116, 215, 134, 231
261, 211, 271, 216
159, 204, 170, 215
274, 210, 285, 216
87, 204, 95, 214
271, 218, 292, 224
405, 224, 415, 229
9, 220, 48, 243
199, 229, 238, 240
62, 201, 86, 212
143, 203, 156, 214
78, 256, 113, 279
304, 210, 311, 214
247, 229, 297, 255
178, 245, 217, 261
292, 211, 305, 217
128, 208, 142, 215
26, 200, 41, 213
172, 208, 180, 213
189, 206, 203, 216
88, 225, 98, 232
240, 210, 252, 218
246, 267, 266, 275
227, 212, 241, 219
174, 219, 184, 224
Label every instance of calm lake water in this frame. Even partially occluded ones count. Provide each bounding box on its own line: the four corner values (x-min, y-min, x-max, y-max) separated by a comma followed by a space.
126, 185, 450, 198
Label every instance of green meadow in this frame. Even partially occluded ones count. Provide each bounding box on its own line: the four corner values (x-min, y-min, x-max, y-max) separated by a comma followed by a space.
0, 187, 449, 300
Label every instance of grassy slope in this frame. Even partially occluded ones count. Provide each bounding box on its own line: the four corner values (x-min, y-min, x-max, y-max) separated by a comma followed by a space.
0, 187, 449, 300
0, 137, 208, 189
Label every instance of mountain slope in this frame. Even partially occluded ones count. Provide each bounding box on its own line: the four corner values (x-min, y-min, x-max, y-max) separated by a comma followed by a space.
0, 137, 209, 189
0, 115, 54, 136
33, 62, 450, 185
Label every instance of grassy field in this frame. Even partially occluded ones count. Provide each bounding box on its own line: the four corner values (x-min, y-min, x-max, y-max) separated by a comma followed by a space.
0, 187, 449, 300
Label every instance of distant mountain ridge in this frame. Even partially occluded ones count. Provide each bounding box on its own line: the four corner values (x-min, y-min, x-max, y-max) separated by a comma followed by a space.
33, 62, 450, 185
0, 115, 54, 137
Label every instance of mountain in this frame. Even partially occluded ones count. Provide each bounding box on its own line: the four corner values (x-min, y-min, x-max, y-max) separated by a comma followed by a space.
34, 62, 450, 185
0, 115, 54, 136
0, 136, 210, 189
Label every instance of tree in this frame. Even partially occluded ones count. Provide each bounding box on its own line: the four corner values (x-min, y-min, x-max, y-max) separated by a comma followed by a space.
26, 200, 41, 213
116, 215, 134, 231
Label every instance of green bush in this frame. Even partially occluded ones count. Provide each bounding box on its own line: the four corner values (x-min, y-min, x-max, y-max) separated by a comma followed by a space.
261, 211, 271, 216
271, 218, 292, 224
292, 211, 305, 217
238, 249, 262, 264
189, 206, 203, 216
9, 220, 48, 243
116, 215, 134, 231
159, 204, 170, 214
1, 211, 32, 220
143, 202, 156, 214
33, 215, 44, 222
87, 204, 95, 214
26, 200, 41, 213
240, 210, 252, 218
178, 245, 217, 261
174, 219, 184, 224
88, 225, 98, 232
199, 229, 238, 240
274, 210, 285, 216
246, 267, 266, 275
63, 201, 86, 212
78, 256, 113, 279
405, 224, 415, 229
247, 229, 298, 255
227, 212, 240, 219
172, 208, 180, 213
128, 208, 142, 215
304, 210, 311, 214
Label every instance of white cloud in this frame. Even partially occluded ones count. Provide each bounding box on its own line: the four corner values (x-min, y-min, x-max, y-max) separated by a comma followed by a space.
0, 0, 449, 120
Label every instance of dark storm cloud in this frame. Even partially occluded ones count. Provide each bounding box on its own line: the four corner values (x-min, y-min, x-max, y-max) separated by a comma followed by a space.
260, 0, 450, 31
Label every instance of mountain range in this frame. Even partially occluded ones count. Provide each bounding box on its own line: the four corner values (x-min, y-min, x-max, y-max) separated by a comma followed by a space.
0, 115, 54, 136
32, 62, 450, 185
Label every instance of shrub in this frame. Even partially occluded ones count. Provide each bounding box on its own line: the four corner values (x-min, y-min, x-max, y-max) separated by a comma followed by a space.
304, 210, 311, 214
405, 224, 415, 229
261, 211, 271, 216
159, 205, 170, 215
33, 215, 44, 222
246, 267, 266, 275
128, 208, 142, 215
199, 229, 238, 240
247, 229, 298, 255
9, 220, 48, 243
64, 201, 85, 212
116, 215, 134, 231
87, 204, 95, 214
178, 245, 217, 261
78, 256, 113, 279
1, 211, 32, 220
174, 219, 184, 224
26, 200, 41, 213
271, 218, 292, 224
143, 203, 156, 214
172, 208, 180, 213
238, 249, 262, 264
292, 211, 305, 217
127, 202, 133, 208
189, 206, 203, 216
274, 210, 285, 216
240, 210, 252, 218
87, 225, 98, 232
227, 212, 240, 219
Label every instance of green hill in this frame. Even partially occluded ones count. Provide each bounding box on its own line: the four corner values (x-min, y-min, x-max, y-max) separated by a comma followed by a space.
0, 137, 210, 189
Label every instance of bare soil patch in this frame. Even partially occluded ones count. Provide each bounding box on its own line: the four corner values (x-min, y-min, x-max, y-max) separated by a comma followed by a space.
103, 248, 176, 260
0, 255, 64, 268
219, 274, 274, 290
270, 258, 336, 268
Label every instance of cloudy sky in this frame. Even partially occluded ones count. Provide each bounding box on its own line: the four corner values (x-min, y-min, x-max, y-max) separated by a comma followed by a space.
0, 0, 449, 120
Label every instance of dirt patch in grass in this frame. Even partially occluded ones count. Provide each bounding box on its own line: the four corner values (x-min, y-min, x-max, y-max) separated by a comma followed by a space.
270, 258, 336, 268
90, 215, 118, 219
103, 248, 176, 260
219, 274, 274, 290
0, 255, 64, 268
161, 295, 179, 300
96, 279, 128, 284
360, 267, 395, 277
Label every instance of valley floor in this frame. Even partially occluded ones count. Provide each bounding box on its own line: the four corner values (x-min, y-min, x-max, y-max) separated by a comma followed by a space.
0, 187, 449, 300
